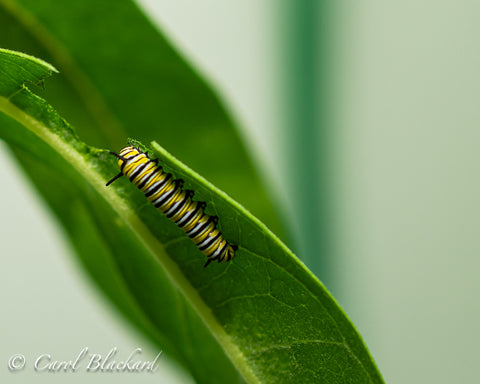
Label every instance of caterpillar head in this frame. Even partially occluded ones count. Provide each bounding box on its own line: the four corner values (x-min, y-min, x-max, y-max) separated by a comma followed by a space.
117, 146, 140, 167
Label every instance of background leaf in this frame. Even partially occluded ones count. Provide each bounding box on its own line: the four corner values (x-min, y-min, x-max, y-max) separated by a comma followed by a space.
0, 1, 288, 380
0, 48, 384, 383
0, 0, 285, 239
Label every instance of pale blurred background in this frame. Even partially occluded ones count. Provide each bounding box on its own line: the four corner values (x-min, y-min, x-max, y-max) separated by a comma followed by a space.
1, 1, 479, 383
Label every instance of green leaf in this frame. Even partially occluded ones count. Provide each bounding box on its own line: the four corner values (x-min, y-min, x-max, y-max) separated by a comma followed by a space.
0, 48, 242, 384
0, 49, 384, 383
0, 0, 285, 239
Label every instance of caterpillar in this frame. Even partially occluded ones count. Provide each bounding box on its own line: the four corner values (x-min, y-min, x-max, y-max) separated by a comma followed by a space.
106, 146, 236, 267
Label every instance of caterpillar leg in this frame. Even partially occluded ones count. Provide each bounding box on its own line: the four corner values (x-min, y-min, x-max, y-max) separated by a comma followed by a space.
204, 259, 213, 268
176, 179, 184, 189
203, 254, 221, 268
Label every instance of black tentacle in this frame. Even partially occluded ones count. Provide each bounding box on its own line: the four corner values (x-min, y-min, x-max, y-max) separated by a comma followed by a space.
106, 172, 124, 186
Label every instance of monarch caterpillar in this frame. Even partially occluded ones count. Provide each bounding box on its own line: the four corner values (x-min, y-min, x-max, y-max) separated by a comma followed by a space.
106, 146, 236, 267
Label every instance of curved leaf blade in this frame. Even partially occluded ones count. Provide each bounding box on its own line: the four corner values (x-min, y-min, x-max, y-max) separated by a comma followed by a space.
0, 49, 384, 383
0, 48, 243, 384
0, 0, 286, 240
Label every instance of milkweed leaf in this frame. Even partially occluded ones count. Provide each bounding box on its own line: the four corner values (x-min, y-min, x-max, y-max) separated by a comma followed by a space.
0, 48, 384, 384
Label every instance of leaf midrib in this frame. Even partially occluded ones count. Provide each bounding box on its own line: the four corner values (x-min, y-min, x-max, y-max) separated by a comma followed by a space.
0, 93, 261, 384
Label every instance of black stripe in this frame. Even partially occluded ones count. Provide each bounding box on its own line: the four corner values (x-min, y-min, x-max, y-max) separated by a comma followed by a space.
175, 204, 199, 227
188, 216, 213, 239
154, 186, 177, 208
128, 161, 148, 181
118, 151, 132, 170
215, 242, 228, 258
145, 174, 171, 197
166, 197, 188, 218
209, 242, 227, 260
225, 247, 235, 261
120, 153, 140, 170
198, 231, 222, 251
138, 166, 161, 189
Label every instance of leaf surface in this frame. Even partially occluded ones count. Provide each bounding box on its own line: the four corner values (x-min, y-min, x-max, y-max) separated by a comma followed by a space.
0, 0, 284, 238
0, 48, 384, 384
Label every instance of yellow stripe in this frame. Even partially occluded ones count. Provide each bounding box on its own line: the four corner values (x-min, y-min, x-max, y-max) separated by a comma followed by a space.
123, 156, 148, 176
193, 222, 215, 244
181, 207, 204, 232
132, 161, 156, 185
159, 188, 182, 212
170, 198, 193, 222
202, 234, 223, 256
188, 215, 208, 236
148, 178, 175, 202
141, 169, 162, 192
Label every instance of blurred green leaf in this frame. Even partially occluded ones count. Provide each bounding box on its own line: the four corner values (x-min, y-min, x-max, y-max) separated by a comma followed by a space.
0, 48, 384, 384
0, 0, 284, 238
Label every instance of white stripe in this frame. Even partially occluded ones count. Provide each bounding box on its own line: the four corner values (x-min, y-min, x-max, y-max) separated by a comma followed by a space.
211, 241, 227, 258
164, 198, 186, 216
